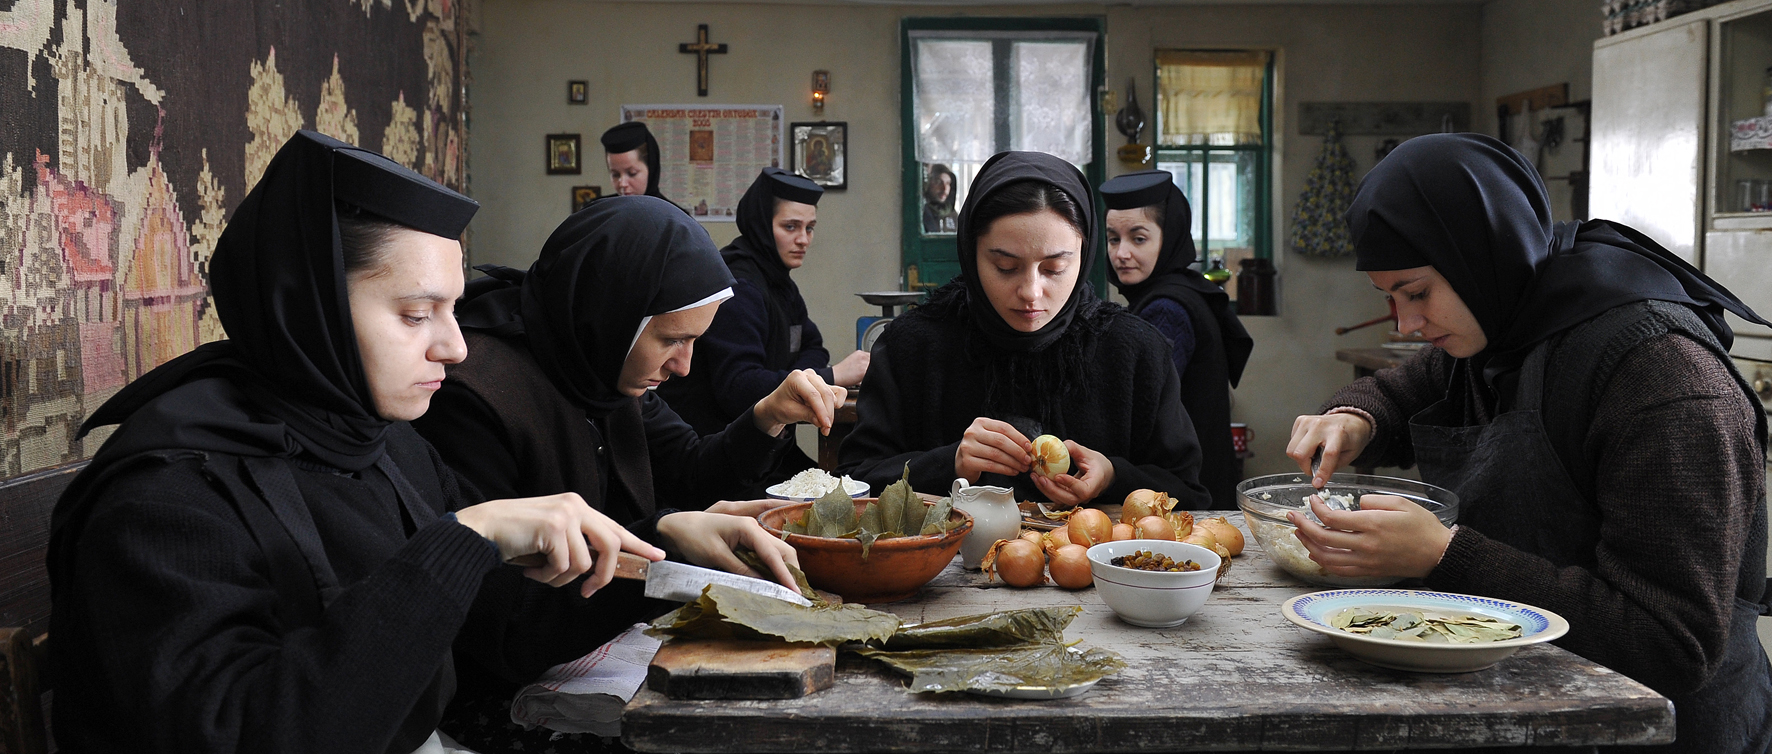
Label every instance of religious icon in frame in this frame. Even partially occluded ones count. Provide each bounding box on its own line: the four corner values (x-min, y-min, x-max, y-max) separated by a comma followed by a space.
546, 133, 581, 175
571, 185, 602, 213
790, 121, 846, 190
567, 80, 589, 104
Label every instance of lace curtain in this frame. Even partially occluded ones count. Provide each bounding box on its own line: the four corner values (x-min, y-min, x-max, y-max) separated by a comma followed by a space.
913, 35, 1093, 166
913, 40, 996, 165
1157, 50, 1270, 146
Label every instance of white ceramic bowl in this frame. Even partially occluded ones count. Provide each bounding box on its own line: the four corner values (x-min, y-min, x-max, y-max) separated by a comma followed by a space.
1085, 540, 1221, 628
765, 477, 870, 503
1281, 589, 1570, 673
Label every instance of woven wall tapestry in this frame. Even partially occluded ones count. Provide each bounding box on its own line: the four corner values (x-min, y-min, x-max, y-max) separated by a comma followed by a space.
0, 0, 470, 479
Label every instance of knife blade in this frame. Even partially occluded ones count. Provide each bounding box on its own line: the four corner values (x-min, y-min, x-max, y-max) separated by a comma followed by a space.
509, 551, 811, 606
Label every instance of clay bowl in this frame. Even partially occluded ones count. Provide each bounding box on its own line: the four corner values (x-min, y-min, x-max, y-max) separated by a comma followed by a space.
758, 498, 973, 604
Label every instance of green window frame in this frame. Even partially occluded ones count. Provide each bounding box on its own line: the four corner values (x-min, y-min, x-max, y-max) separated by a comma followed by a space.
1152, 51, 1276, 269
899, 17, 1108, 294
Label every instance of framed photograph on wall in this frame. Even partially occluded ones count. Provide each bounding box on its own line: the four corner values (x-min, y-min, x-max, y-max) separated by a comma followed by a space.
790, 121, 846, 190
546, 133, 581, 175
567, 80, 588, 104
571, 185, 602, 213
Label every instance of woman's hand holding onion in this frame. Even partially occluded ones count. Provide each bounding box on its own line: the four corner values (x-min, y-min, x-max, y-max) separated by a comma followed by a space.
1285, 494, 1452, 579
1031, 440, 1113, 508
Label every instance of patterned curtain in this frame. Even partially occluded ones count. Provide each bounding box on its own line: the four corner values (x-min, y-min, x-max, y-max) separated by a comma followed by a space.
1157, 50, 1269, 147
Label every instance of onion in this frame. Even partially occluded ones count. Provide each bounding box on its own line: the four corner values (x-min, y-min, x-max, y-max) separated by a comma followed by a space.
983, 538, 1046, 587
1030, 435, 1071, 477
1019, 529, 1047, 553
1068, 508, 1113, 547
1044, 525, 1070, 559
1211, 541, 1233, 581
1134, 515, 1175, 541
1049, 544, 1093, 589
1110, 523, 1135, 541
1121, 489, 1177, 524
1198, 517, 1246, 556
1182, 525, 1218, 551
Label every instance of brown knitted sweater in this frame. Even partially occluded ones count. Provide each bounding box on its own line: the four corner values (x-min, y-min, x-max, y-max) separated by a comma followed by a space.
1326, 333, 1766, 697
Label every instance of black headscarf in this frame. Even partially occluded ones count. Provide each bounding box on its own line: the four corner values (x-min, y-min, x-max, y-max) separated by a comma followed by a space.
75, 130, 477, 470
601, 121, 667, 200
722, 167, 824, 324
1347, 133, 1770, 363
1100, 170, 1253, 385
954, 151, 1100, 353
456, 195, 735, 420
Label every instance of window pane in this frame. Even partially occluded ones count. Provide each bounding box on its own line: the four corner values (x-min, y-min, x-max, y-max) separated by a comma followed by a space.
913, 40, 996, 165
1157, 50, 1269, 147
1010, 41, 1091, 165
1154, 155, 1205, 247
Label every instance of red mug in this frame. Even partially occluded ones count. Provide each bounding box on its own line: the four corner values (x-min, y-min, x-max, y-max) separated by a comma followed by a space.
1230, 423, 1251, 453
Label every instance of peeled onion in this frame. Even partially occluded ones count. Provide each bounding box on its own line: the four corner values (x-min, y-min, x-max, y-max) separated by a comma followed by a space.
1110, 523, 1135, 541
983, 538, 1046, 587
1050, 544, 1093, 589
1030, 435, 1071, 478
1068, 508, 1113, 547
1121, 489, 1177, 524
1134, 515, 1175, 541
1198, 517, 1246, 556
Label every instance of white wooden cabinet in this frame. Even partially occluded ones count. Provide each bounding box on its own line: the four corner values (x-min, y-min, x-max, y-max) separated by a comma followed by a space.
1592, 0, 1772, 360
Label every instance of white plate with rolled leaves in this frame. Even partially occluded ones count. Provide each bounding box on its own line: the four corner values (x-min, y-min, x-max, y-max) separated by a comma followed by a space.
1282, 589, 1569, 673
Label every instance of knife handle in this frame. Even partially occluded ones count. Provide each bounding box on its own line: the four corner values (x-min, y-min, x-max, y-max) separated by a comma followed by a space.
505, 550, 656, 581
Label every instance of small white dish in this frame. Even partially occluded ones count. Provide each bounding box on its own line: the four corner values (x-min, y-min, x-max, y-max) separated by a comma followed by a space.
1086, 540, 1220, 628
765, 477, 869, 503
1281, 588, 1570, 673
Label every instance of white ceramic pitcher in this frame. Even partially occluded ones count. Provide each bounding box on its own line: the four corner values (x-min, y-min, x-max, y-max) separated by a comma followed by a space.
950, 478, 1021, 570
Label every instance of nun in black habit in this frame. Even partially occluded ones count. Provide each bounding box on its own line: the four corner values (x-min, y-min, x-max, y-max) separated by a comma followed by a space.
45, 131, 686, 753
602, 121, 670, 202
836, 151, 1211, 508
415, 194, 844, 519
657, 167, 865, 481
1289, 134, 1771, 753
1100, 171, 1253, 509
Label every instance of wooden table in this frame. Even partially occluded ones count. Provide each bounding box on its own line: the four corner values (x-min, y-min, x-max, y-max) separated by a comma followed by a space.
623, 511, 1674, 752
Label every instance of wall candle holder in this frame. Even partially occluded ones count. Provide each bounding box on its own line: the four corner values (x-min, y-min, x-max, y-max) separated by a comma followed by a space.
812, 70, 830, 114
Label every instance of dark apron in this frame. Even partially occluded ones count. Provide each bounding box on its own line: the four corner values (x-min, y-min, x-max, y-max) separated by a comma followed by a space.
1410, 342, 1772, 754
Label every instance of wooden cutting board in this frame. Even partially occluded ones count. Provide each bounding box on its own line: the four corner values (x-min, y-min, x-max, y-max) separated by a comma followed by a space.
646, 638, 835, 700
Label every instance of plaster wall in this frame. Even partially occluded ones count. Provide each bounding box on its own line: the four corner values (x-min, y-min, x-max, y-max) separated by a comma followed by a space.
467, 1, 1484, 479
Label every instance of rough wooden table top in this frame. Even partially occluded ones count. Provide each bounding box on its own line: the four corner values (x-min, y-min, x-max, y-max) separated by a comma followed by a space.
623, 512, 1673, 753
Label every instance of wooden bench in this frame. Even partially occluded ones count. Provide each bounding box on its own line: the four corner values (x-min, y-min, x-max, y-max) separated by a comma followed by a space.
0, 461, 84, 754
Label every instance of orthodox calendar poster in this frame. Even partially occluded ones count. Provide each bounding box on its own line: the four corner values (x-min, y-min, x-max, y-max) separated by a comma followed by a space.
619, 105, 783, 220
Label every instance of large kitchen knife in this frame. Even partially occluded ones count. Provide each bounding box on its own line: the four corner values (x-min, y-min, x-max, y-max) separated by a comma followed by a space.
509, 551, 812, 606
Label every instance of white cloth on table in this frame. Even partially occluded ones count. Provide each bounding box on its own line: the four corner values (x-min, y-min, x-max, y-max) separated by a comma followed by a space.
410, 729, 481, 754
509, 623, 662, 737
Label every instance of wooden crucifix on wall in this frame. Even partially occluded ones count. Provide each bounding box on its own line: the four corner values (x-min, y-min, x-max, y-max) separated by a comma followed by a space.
679, 24, 727, 97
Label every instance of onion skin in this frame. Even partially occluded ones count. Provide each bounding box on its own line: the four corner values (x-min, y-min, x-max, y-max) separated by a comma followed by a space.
1068, 508, 1113, 547
1049, 544, 1093, 589
1199, 517, 1246, 556
1110, 523, 1135, 541
1166, 511, 1196, 540
1134, 515, 1175, 541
